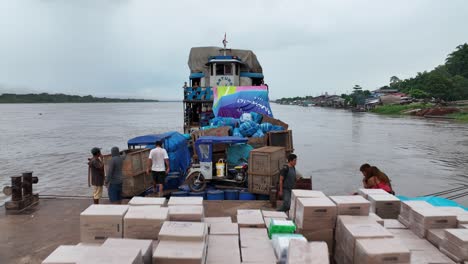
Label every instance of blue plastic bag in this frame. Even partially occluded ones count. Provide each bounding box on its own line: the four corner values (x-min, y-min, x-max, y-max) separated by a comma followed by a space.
260, 122, 273, 133
250, 112, 263, 124
239, 120, 259, 137
252, 129, 265, 138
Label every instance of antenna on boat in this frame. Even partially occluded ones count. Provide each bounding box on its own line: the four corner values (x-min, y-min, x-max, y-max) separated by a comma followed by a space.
222, 32, 228, 55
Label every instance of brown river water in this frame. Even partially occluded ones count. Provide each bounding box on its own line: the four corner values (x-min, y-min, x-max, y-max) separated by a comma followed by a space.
1, 102, 467, 205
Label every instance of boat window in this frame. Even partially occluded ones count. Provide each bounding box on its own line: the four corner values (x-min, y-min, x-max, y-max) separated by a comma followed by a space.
235, 64, 239, 75
210, 64, 214, 76
216, 64, 224, 75
224, 64, 232, 75
199, 144, 210, 161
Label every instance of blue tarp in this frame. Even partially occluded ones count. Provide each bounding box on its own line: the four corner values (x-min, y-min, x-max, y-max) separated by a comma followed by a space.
127, 132, 191, 181
397, 195, 468, 210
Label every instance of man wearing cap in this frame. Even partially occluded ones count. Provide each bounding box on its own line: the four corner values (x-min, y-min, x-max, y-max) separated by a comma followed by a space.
88, 147, 104, 204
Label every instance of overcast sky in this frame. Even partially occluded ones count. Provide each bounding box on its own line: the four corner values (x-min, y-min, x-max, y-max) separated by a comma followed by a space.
0, 0, 467, 100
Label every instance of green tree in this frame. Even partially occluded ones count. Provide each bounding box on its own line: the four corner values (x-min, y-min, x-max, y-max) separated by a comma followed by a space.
446, 43, 468, 79
409, 89, 429, 99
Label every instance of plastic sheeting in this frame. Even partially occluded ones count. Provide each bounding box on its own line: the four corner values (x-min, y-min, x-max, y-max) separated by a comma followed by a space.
213, 86, 273, 118
127, 131, 191, 178
397, 195, 468, 210
227, 144, 253, 166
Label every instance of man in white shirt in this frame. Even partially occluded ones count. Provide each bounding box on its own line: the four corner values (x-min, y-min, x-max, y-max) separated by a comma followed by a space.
146, 140, 170, 196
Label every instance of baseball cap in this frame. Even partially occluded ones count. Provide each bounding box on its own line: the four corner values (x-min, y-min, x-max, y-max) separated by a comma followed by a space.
91, 147, 101, 155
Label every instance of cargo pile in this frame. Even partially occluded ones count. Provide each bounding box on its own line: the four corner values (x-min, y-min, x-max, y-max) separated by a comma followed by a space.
43, 190, 468, 264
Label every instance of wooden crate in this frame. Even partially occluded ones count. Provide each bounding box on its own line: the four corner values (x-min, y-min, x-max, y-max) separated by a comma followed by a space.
248, 146, 285, 176
260, 114, 289, 130
247, 135, 268, 149
268, 130, 294, 152
248, 172, 280, 195
103, 149, 150, 177
122, 172, 149, 197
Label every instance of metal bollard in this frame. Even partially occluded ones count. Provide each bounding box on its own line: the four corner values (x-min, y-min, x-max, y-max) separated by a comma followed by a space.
22, 171, 33, 197
11, 176, 23, 201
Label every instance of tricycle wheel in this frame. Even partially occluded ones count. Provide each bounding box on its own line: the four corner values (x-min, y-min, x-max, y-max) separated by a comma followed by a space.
188, 172, 207, 192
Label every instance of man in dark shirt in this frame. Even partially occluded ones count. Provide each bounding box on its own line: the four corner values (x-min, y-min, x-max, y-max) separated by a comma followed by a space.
88, 147, 104, 204
278, 154, 297, 212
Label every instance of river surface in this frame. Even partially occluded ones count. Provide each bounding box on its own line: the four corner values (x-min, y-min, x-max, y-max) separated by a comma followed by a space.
1, 103, 467, 205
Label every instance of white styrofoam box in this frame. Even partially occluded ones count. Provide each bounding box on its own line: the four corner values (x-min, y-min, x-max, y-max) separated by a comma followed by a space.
80, 205, 129, 242
124, 206, 169, 239
167, 196, 203, 206
329, 195, 371, 216
128, 197, 166, 206
168, 205, 204, 221
239, 228, 270, 248
354, 238, 411, 264
158, 221, 207, 242
410, 207, 457, 238
289, 190, 326, 220
400, 200, 432, 221
102, 238, 153, 264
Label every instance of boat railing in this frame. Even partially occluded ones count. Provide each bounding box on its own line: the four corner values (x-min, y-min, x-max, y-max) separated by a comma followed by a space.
184, 86, 214, 101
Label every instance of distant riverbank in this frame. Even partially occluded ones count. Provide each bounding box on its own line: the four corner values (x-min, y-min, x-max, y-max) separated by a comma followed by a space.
0, 93, 159, 103
371, 103, 468, 122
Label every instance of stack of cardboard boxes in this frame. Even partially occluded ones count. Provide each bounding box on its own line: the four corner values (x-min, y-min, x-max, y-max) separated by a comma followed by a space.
102, 238, 153, 264
409, 207, 457, 238
239, 228, 277, 263
128, 197, 166, 206
367, 193, 401, 219
440, 229, 468, 262
334, 215, 394, 264
398, 200, 432, 227
357, 188, 388, 199
289, 190, 326, 221
153, 221, 208, 264
206, 235, 241, 264
329, 196, 371, 216
353, 238, 411, 264
123, 206, 168, 240
80, 204, 129, 243
294, 197, 337, 254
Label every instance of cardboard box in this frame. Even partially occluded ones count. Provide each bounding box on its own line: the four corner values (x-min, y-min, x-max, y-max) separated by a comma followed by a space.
102, 238, 153, 264
369, 213, 384, 225
203, 216, 232, 227
440, 229, 468, 261
409, 207, 457, 238
410, 248, 456, 264
209, 223, 239, 235
239, 228, 270, 248
128, 197, 166, 206
354, 238, 410, 264
297, 228, 334, 254
261, 210, 288, 219
368, 194, 400, 219
169, 206, 204, 222
289, 189, 326, 220
383, 219, 407, 229
124, 206, 168, 240
76, 248, 143, 264
400, 200, 432, 221
80, 205, 129, 242
158, 221, 207, 242
287, 240, 329, 264
337, 223, 393, 262
387, 228, 421, 241
427, 229, 446, 248
357, 188, 388, 199
167, 196, 203, 206
241, 246, 277, 263
42, 245, 100, 264
329, 195, 371, 216
295, 197, 337, 230
153, 240, 206, 264
237, 211, 265, 228
206, 235, 241, 264
439, 206, 468, 226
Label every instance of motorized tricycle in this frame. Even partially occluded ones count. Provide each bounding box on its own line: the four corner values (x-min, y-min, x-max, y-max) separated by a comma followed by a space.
185, 136, 250, 192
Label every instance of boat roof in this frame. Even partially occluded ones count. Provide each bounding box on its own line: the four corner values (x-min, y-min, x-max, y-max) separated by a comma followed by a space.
127, 131, 179, 146
188, 47, 262, 73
